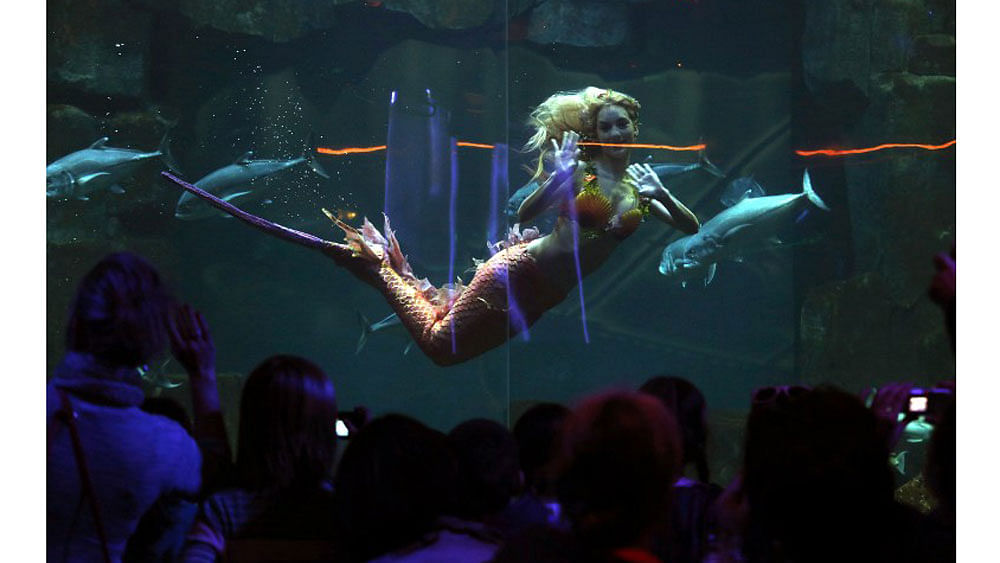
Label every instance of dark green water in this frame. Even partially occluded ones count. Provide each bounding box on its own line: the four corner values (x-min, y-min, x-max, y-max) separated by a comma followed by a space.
47, 0, 955, 483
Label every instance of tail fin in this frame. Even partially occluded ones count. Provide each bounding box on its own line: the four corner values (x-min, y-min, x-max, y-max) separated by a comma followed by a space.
891, 450, 907, 475
158, 132, 183, 175
802, 169, 829, 211
355, 310, 372, 354
305, 132, 330, 179
698, 148, 725, 178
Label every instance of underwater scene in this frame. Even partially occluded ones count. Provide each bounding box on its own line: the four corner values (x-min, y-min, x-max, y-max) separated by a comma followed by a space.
47, 0, 955, 493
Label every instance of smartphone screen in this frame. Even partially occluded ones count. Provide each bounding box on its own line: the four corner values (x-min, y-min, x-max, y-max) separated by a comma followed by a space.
908, 396, 928, 413
335, 419, 350, 438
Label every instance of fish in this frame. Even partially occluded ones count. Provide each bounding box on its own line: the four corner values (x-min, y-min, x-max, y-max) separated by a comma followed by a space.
174, 134, 329, 220
137, 358, 184, 393
659, 170, 828, 287
333, 208, 358, 222
355, 311, 415, 356
46, 134, 180, 200
889, 450, 908, 475
645, 149, 724, 179
720, 176, 766, 208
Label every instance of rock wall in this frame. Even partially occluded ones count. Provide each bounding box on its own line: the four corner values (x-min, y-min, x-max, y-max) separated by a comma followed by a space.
799, 0, 955, 388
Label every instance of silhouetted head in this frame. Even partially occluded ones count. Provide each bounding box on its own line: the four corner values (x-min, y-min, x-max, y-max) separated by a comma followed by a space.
742, 385, 895, 562
235, 355, 338, 492
334, 414, 456, 562
552, 391, 682, 552
640, 375, 711, 482
513, 402, 571, 496
448, 418, 521, 520
66, 252, 173, 367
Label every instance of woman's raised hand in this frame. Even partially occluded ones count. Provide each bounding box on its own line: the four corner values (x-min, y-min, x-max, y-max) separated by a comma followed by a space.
168, 303, 216, 382
551, 131, 581, 183
627, 163, 668, 200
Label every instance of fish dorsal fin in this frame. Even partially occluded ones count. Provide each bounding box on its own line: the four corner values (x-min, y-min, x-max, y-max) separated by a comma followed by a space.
722, 176, 767, 207
89, 137, 110, 149
235, 151, 254, 165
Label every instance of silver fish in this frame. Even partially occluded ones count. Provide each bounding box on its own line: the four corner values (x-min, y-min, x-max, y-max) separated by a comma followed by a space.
137, 358, 184, 391
174, 135, 329, 220
46, 134, 179, 200
659, 170, 828, 287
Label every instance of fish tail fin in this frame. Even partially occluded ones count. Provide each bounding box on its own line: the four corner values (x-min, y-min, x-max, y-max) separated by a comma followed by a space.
355, 310, 372, 354
158, 132, 183, 175
305, 132, 330, 179
699, 148, 725, 178
893, 450, 908, 475
802, 169, 829, 211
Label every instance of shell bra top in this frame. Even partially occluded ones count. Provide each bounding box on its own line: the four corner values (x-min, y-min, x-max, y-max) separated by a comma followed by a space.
558, 163, 650, 240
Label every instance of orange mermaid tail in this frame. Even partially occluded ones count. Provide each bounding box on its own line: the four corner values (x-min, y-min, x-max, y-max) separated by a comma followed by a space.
162, 172, 569, 366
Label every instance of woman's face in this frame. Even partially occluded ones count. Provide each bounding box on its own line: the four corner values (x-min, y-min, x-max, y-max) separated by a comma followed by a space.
595, 104, 636, 160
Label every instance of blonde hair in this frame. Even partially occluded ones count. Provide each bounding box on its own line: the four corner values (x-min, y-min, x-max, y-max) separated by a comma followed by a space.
523, 87, 641, 181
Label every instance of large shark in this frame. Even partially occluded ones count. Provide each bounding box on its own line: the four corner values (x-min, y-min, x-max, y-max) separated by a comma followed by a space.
174, 137, 330, 220
659, 170, 828, 287
46, 134, 178, 200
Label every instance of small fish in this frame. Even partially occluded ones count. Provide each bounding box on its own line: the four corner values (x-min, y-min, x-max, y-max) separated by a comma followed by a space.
47, 134, 180, 200
356, 311, 414, 355
137, 358, 184, 391
174, 133, 329, 220
889, 450, 908, 475
333, 208, 358, 221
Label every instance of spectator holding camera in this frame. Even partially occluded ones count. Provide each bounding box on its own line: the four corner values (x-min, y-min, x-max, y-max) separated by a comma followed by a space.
47, 252, 227, 563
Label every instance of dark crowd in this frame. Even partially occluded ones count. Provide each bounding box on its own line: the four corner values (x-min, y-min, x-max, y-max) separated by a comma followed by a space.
46, 248, 957, 563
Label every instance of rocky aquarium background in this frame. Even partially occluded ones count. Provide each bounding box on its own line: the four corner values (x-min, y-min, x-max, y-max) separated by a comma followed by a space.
47, 0, 954, 488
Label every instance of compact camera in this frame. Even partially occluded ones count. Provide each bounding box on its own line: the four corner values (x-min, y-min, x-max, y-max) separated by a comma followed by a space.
334, 407, 369, 439
905, 387, 954, 420
335, 418, 351, 439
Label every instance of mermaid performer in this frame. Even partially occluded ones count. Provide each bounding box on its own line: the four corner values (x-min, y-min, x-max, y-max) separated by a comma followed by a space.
163, 87, 700, 366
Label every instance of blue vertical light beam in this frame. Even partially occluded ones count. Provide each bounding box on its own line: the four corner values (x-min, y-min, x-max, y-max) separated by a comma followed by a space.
448, 136, 459, 355
565, 186, 591, 344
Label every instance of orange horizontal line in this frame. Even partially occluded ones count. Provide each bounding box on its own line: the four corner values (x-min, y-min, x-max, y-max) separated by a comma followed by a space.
579, 142, 705, 151
316, 140, 956, 158
796, 139, 956, 157
316, 145, 386, 155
